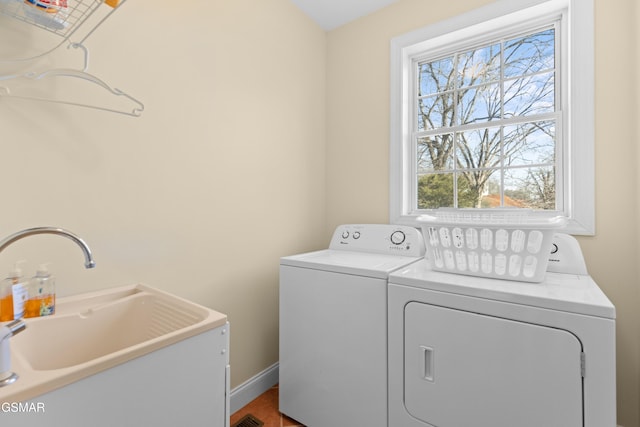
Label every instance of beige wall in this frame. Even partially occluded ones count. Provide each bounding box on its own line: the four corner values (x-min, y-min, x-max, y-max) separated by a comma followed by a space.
586, 1, 640, 425
1, 0, 638, 425
637, 0, 640, 409
0, 0, 326, 389
326, 0, 640, 426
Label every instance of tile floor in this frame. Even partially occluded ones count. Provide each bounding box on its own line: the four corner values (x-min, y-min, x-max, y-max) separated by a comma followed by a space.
230, 384, 305, 427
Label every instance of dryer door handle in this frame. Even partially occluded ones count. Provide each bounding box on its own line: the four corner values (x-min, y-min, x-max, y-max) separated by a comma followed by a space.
420, 346, 435, 382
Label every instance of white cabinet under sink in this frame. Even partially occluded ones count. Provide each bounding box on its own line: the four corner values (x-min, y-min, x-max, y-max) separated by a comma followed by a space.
7, 324, 230, 427
0, 285, 230, 427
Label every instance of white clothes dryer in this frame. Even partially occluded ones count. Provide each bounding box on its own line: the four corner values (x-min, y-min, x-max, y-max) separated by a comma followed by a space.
279, 224, 425, 427
388, 234, 616, 427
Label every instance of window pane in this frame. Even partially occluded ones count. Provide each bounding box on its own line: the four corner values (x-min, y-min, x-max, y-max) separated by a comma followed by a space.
458, 171, 497, 208
504, 29, 555, 79
504, 167, 556, 210
504, 72, 554, 118
418, 174, 454, 209
418, 95, 454, 131
480, 173, 505, 208
418, 134, 454, 172
457, 43, 501, 87
503, 121, 555, 167
419, 57, 455, 96
456, 127, 502, 170
409, 22, 561, 214
458, 84, 501, 125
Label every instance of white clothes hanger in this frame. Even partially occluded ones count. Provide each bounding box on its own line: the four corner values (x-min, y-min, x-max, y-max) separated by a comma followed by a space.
0, 69, 144, 117
0, 42, 144, 117
0, 0, 144, 116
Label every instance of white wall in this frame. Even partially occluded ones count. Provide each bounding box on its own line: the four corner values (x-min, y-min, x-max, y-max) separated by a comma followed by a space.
0, 0, 327, 389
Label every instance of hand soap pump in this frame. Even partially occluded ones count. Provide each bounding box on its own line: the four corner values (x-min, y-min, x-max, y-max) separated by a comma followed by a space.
0, 261, 27, 321
25, 264, 55, 318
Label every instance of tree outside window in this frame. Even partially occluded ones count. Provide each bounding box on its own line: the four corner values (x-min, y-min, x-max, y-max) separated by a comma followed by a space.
415, 27, 558, 211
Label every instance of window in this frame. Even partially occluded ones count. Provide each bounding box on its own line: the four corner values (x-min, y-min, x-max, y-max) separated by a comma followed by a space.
390, 0, 594, 235
416, 26, 558, 210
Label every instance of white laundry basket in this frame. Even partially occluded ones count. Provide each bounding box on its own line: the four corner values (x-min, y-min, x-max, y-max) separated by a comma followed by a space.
417, 210, 566, 282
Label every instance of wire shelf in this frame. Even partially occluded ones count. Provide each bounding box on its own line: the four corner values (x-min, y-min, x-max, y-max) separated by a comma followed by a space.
0, 0, 142, 116
0, 0, 105, 41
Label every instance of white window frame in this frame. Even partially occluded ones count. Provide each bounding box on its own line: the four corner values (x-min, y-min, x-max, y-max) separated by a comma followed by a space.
390, 0, 594, 235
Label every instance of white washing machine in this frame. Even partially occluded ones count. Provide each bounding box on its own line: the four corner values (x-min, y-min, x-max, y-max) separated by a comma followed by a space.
388, 233, 616, 427
279, 224, 425, 427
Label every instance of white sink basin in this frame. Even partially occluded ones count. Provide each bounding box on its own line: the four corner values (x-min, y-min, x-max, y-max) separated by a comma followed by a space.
13, 289, 207, 370
1, 284, 227, 402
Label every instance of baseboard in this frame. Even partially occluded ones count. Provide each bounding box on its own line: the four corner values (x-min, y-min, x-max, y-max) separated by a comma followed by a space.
229, 362, 279, 414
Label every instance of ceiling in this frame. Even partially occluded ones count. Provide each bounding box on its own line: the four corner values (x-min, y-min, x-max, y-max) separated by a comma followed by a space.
290, 0, 399, 31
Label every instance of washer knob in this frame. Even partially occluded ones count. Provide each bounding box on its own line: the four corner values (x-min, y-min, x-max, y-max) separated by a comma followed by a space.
390, 230, 406, 245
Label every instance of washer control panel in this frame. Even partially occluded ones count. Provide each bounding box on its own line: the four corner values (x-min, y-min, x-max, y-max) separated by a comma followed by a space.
329, 224, 425, 257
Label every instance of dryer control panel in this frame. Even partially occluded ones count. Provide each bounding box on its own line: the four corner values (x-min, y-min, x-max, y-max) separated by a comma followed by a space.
547, 233, 589, 275
329, 224, 425, 257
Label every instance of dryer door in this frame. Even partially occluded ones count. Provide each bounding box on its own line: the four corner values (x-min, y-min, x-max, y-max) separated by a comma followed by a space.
404, 302, 583, 427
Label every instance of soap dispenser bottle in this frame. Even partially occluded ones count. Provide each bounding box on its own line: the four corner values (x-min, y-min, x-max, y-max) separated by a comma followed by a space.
25, 264, 55, 318
0, 261, 27, 321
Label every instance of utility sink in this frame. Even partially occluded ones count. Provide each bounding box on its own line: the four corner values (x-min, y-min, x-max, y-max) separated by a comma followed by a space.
13, 287, 209, 371
0, 284, 228, 404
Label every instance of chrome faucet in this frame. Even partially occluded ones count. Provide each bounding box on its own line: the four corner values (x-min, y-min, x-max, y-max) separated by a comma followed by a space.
0, 227, 96, 269
0, 227, 95, 387
0, 320, 26, 387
